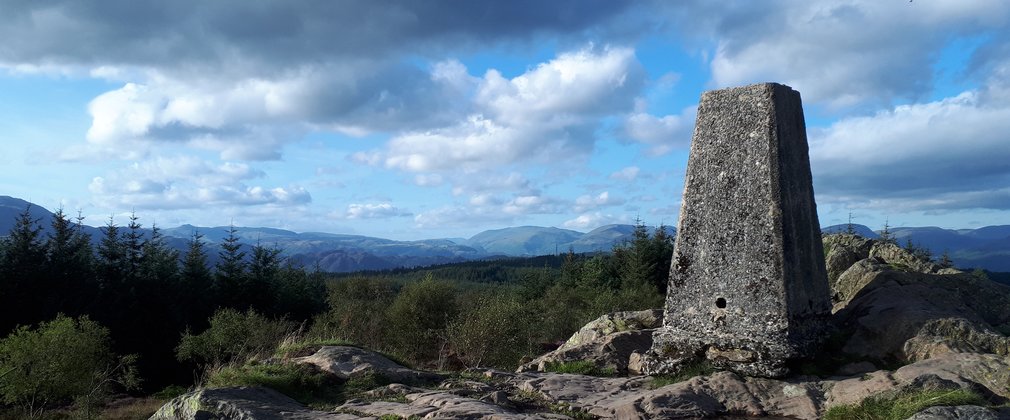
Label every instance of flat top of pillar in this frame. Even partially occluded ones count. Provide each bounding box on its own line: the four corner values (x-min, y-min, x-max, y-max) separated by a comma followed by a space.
700, 82, 800, 102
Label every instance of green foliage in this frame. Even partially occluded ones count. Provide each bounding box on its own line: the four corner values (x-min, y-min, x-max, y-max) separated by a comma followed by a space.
824, 388, 987, 420
311, 276, 397, 351
447, 291, 536, 369
543, 360, 616, 377
176, 308, 296, 367
205, 362, 343, 408
0, 315, 138, 419
386, 275, 458, 367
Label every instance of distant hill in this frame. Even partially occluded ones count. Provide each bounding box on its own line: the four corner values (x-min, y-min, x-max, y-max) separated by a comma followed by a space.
3, 196, 1008, 272
821, 223, 879, 239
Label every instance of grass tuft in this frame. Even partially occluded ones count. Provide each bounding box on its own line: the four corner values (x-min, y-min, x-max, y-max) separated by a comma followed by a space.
824, 388, 988, 420
205, 362, 344, 409
543, 360, 616, 377
648, 360, 715, 389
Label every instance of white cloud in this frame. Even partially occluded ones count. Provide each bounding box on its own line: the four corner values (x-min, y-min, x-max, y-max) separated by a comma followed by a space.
87, 155, 310, 209
624, 106, 696, 155
674, 1, 1010, 108
374, 46, 645, 173
562, 212, 627, 230
344, 203, 411, 219
610, 166, 640, 181
811, 89, 1010, 211
574, 191, 624, 212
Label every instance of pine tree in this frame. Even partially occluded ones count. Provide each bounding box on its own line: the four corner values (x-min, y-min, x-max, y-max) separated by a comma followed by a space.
247, 242, 282, 313
214, 225, 247, 309
0, 205, 46, 334
879, 218, 895, 244
180, 231, 213, 328
939, 250, 954, 269
96, 216, 126, 290
43, 208, 96, 318
123, 212, 145, 280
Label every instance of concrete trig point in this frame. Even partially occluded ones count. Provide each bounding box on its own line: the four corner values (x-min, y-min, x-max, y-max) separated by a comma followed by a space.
647, 83, 831, 377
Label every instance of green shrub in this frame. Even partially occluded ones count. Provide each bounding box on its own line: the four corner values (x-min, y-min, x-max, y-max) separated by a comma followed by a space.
385, 275, 458, 367
176, 308, 296, 367
447, 291, 536, 369
824, 388, 987, 420
309, 277, 396, 351
0, 314, 138, 419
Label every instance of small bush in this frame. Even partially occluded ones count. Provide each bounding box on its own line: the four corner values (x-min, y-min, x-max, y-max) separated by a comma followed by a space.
176, 308, 296, 367
0, 314, 138, 419
385, 275, 458, 367
824, 388, 987, 420
447, 291, 536, 369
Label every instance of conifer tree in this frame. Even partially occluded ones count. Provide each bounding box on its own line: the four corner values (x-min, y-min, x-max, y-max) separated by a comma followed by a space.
0, 205, 45, 334
214, 225, 247, 309
96, 216, 126, 291
180, 231, 213, 328
247, 241, 282, 313
43, 208, 96, 318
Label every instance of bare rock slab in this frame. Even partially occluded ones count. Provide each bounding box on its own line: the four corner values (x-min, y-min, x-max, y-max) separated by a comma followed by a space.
651, 82, 831, 377
292, 345, 443, 384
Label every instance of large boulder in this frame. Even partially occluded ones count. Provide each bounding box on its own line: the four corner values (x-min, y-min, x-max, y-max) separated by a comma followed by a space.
832, 268, 1010, 363
291, 346, 443, 384
516, 309, 663, 375
823, 233, 874, 286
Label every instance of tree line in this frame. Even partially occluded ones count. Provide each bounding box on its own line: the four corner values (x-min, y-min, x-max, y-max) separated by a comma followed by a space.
0, 206, 326, 394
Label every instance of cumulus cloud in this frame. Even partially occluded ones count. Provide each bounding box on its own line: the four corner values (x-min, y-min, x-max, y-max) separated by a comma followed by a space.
811, 89, 1010, 211
624, 106, 696, 155
0, 1, 640, 161
562, 212, 628, 230
374, 46, 645, 173
343, 203, 412, 219
574, 191, 624, 212
87, 156, 311, 209
664, 1, 1010, 108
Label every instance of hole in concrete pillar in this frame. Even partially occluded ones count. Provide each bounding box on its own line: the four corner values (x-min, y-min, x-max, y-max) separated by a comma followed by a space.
715, 297, 727, 308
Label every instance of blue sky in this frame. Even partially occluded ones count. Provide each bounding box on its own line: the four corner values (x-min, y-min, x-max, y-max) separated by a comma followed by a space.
1, 1, 1009, 240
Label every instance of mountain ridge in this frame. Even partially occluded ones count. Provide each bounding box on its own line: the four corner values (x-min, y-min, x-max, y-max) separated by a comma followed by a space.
3, 196, 1008, 272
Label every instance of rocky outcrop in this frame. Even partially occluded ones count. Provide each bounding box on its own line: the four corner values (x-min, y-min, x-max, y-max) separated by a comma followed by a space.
832, 267, 1010, 363
153, 352, 1010, 420
149, 386, 358, 420
823, 233, 874, 286
517, 309, 663, 375
292, 345, 443, 384
152, 235, 1010, 419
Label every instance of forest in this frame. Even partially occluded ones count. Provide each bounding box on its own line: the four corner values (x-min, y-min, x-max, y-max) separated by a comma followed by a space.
0, 206, 673, 419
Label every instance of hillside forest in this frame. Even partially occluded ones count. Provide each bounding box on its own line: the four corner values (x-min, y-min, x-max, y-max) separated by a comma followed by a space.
0, 206, 673, 419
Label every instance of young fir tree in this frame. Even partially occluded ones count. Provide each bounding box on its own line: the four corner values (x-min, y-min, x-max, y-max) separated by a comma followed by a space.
43, 208, 96, 318
214, 225, 248, 309
180, 231, 213, 329
0, 205, 46, 334
246, 241, 282, 313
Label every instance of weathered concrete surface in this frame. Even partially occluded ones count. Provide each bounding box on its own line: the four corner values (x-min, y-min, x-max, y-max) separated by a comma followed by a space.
650, 82, 831, 377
